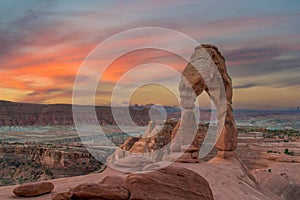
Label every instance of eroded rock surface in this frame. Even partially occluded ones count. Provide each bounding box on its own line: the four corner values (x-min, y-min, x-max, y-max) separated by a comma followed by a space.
51, 192, 72, 200
100, 175, 125, 186
124, 165, 214, 200
171, 44, 238, 160
0, 143, 102, 186
13, 181, 54, 197
71, 183, 129, 200
0, 100, 151, 126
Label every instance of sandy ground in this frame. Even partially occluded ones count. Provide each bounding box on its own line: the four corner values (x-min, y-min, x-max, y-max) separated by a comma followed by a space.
0, 156, 290, 200
1, 135, 299, 199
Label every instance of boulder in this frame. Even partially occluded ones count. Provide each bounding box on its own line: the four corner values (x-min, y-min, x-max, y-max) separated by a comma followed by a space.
71, 183, 129, 200
13, 181, 54, 197
124, 165, 214, 200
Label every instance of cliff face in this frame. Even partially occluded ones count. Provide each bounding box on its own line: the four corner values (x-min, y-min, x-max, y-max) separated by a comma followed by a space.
0, 100, 152, 126
0, 143, 103, 186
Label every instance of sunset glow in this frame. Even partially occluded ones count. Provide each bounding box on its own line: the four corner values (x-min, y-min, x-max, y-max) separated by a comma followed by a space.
0, 0, 299, 109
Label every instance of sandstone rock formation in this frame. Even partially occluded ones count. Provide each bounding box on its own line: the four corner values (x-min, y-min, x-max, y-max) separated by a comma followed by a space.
106, 120, 177, 169
112, 155, 154, 172
108, 44, 238, 167
0, 143, 102, 186
48, 165, 213, 200
107, 119, 211, 170
124, 165, 214, 200
13, 181, 54, 197
100, 175, 125, 186
51, 192, 72, 200
170, 44, 238, 160
71, 183, 129, 200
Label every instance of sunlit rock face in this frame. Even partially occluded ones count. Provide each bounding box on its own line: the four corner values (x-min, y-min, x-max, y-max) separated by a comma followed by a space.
108, 44, 238, 167
171, 44, 238, 160
0, 143, 102, 185
0, 100, 151, 126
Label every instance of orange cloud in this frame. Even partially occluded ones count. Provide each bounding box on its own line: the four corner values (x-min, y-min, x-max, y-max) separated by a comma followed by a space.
102, 48, 188, 83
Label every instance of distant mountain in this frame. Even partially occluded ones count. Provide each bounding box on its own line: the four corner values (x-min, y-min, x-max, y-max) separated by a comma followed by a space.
1, 100, 299, 130
0, 100, 152, 126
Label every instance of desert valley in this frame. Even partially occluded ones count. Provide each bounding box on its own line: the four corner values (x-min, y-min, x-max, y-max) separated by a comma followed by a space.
0, 1, 299, 199
0, 99, 299, 199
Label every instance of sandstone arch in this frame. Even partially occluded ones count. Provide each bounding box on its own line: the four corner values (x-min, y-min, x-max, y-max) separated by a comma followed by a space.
170, 44, 238, 160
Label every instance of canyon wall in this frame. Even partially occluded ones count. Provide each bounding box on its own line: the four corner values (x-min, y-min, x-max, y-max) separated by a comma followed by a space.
0, 143, 103, 186
0, 100, 154, 126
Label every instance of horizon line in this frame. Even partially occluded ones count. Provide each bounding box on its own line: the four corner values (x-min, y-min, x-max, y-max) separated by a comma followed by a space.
1, 99, 299, 111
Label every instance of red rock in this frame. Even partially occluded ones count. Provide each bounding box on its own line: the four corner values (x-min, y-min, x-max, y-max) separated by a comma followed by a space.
51, 191, 72, 200
113, 155, 154, 172
199, 45, 238, 152
0, 100, 152, 126
71, 183, 129, 200
100, 175, 125, 186
124, 165, 214, 200
13, 181, 54, 197
171, 44, 238, 157
217, 150, 236, 159
120, 136, 141, 151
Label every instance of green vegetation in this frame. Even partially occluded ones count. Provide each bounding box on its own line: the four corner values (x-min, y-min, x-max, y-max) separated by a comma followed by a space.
267, 150, 278, 153
268, 169, 272, 172
0, 178, 14, 186
284, 148, 295, 156
237, 126, 300, 140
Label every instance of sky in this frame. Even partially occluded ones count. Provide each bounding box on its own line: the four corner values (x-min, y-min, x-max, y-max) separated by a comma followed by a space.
0, 0, 299, 109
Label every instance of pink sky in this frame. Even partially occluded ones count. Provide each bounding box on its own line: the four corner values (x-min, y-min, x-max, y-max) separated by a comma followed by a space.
0, 1, 299, 109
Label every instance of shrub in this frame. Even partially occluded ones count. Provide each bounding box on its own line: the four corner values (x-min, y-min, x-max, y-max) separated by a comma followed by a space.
284, 148, 290, 155
284, 148, 295, 156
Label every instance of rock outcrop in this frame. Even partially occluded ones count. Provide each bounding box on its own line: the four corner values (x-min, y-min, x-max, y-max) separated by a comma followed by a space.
48, 165, 213, 200
13, 181, 54, 197
108, 45, 238, 166
100, 175, 125, 186
0, 143, 102, 186
106, 120, 177, 169
51, 192, 72, 200
124, 165, 214, 200
170, 44, 238, 160
71, 183, 129, 200
107, 120, 211, 170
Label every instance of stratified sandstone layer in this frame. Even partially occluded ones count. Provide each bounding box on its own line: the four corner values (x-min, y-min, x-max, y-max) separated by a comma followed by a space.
0, 143, 102, 185
171, 44, 238, 160
0, 100, 151, 126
